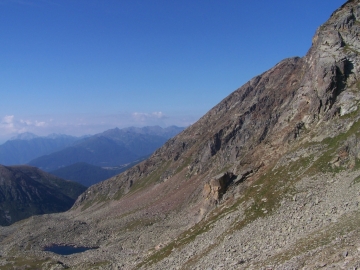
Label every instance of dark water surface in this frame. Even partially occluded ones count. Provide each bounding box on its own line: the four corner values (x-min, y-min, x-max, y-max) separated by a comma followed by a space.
44, 245, 98, 255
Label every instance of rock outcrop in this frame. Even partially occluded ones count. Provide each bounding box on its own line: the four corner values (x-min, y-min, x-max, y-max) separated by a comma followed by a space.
203, 172, 234, 202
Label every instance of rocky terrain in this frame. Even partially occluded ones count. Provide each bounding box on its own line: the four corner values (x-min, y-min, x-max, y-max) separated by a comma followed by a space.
1, 0, 360, 269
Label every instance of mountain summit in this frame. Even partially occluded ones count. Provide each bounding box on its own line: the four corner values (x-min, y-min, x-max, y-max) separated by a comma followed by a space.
2, 1, 360, 269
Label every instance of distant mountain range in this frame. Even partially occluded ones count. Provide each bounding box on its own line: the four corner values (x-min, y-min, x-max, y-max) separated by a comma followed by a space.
27, 126, 183, 172
0, 165, 86, 226
0, 126, 184, 186
0, 133, 80, 165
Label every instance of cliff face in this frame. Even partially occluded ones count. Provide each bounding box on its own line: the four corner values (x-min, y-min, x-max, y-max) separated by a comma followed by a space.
2, 1, 360, 269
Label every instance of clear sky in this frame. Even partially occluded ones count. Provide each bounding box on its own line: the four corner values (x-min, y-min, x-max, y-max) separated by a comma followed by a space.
0, 0, 345, 143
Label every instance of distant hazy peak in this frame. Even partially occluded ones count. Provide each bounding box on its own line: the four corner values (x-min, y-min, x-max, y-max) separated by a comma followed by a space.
10, 132, 39, 141
98, 125, 184, 137
9, 132, 80, 141
45, 133, 78, 139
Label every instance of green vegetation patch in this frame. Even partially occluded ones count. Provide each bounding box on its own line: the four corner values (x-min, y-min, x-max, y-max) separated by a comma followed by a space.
127, 160, 172, 195
116, 217, 157, 234
174, 157, 192, 175
306, 117, 360, 175
136, 209, 228, 269
81, 193, 109, 212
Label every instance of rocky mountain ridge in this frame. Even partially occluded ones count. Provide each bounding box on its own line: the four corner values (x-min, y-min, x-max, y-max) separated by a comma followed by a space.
1, 1, 360, 269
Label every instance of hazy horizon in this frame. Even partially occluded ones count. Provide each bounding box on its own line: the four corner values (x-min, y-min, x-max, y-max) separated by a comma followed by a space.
0, 122, 187, 145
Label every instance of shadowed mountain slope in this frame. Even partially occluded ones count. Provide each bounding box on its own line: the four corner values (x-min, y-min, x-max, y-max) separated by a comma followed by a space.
0, 165, 86, 226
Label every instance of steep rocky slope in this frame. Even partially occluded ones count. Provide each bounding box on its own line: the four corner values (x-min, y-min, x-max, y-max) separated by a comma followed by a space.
0, 165, 86, 226
1, 1, 360, 269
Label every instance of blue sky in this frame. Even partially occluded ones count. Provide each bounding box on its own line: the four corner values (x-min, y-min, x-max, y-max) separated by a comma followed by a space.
0, 0, 345, 143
